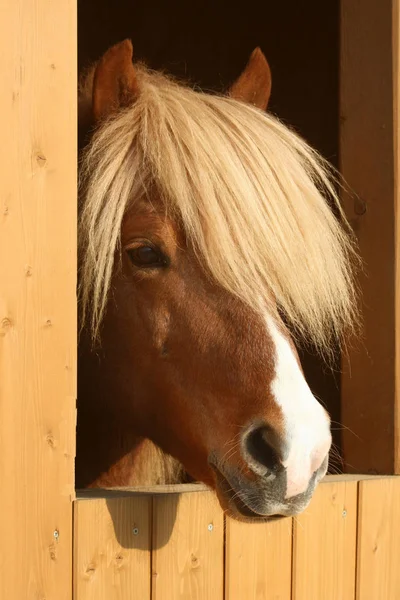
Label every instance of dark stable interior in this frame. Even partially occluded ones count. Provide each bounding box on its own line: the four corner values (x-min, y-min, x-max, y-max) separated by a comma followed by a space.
78, 0, 342, 475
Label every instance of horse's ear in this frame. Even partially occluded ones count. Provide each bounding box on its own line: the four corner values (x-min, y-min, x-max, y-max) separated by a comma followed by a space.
92, 39, 139, 121
229, 47, 272, 111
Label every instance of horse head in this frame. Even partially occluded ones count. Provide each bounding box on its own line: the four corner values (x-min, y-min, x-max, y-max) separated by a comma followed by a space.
77, 40, 358, 520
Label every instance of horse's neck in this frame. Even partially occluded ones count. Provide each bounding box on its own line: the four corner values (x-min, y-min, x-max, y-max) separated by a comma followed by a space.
76, 392, 185, 488
76, 336, 184, 488
78, 435, 184, 488
100, 438, 186, 487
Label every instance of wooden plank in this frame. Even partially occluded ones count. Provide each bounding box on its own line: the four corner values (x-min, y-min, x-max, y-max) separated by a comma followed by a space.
292, 480, 357, 600
73, 497, 151, 600
152, 491, 224, 600
225, 516, 292, 600
340, 0, 399, 473
76, 482, 209, 498
356, 478, 400, 599
74, 474, 391, 500
0, 0, 76, 599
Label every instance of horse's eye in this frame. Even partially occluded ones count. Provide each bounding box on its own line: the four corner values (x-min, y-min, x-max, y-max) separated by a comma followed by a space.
127, 245, 167, 268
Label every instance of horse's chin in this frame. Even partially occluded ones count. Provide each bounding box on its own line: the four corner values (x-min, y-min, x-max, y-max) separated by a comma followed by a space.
209, 463, 286, 523
218, 491, 286, 524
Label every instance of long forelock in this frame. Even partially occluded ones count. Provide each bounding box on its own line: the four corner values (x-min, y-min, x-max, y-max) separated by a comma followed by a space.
79, 64, 359, 354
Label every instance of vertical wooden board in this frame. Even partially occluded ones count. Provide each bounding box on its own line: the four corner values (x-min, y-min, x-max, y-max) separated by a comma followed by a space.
152, 491, 224, 600
225, 516, 292, 600
340, 0, 399, 473
0, 0, 76, 599
356, 478, 400, 599
74, 497, 152, 600
292, 481, 357, 600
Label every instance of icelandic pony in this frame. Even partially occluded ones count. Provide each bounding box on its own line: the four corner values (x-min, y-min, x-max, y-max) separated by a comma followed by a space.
77, 40, 358, 520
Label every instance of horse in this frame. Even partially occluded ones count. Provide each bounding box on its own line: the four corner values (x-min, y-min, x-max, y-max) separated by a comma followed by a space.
76, 39, 358, 521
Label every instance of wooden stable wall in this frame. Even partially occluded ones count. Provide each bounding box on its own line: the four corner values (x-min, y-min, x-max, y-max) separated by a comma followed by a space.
73, 476, 400, 600
0, 0, 77, 598
1, 1, 400, 599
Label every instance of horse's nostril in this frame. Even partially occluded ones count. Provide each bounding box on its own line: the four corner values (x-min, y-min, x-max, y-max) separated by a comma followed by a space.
243, 425, 286, 475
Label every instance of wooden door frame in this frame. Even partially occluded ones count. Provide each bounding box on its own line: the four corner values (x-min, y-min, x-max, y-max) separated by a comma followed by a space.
340, 0, 400, 474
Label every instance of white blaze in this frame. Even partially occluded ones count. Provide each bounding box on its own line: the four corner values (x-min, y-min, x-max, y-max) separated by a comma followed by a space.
267, 317, 331, 499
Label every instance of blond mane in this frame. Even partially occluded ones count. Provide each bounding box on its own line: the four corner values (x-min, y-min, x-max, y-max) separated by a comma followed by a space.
79, 65, 359, 353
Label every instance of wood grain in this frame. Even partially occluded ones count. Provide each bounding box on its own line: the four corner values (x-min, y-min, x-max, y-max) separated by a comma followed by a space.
74, 497, 151, 600
71, 476, 400, 598
152, 491, 224, 600
0, 0, 76, 598
340, 0, 399, 473
356, 478, 400, 599
225, 516, 292, 600
292, 480, 357, 600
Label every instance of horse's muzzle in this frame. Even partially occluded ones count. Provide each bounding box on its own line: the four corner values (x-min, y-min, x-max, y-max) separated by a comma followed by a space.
209, 450, 329, 521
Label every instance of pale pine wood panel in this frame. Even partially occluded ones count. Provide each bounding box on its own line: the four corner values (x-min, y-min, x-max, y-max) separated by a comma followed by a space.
292, 481, 357, 600
340, 0, 399, 474
73, 497, 152, 600
225, 516, 292, 600
356, 478, 400, 599
0, 0, 76, 598
152, 491, 224, 600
